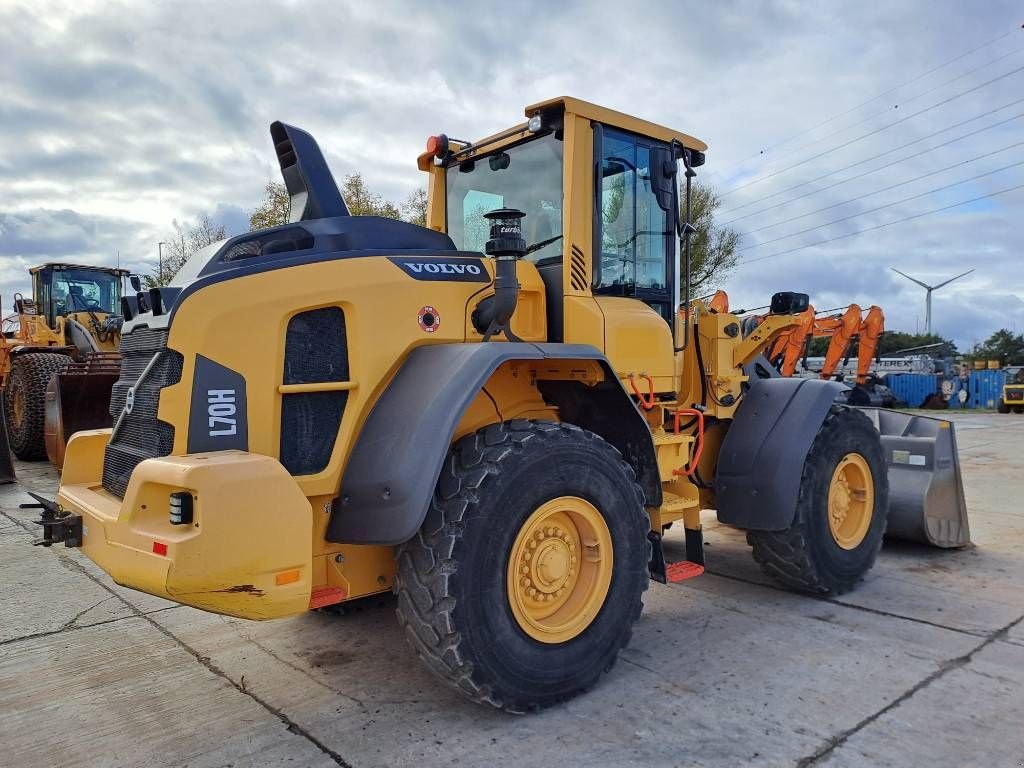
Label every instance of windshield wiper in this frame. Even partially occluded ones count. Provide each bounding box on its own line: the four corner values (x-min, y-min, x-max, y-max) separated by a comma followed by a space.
525, 234, 563, 255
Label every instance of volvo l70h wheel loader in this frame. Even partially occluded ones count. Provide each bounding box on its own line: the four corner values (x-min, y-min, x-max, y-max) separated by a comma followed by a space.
32, 97, 969, 711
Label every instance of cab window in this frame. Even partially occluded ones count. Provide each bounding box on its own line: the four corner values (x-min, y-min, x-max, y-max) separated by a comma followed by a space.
594, 126, 675, 321
445, 133, 564, 263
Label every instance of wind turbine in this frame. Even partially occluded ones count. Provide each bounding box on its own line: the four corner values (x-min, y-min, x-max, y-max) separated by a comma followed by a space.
890, 267, 974, 336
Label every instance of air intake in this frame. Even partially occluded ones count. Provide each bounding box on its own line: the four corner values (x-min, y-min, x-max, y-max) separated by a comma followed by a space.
270, 121, 350, 223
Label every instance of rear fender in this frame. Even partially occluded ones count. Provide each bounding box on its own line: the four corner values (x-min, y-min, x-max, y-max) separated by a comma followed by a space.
327, 343, 660, 545
715, 377, 845, 530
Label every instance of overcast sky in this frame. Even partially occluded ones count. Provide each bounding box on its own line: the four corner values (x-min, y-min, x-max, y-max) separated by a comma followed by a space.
1, 0, 1021, 350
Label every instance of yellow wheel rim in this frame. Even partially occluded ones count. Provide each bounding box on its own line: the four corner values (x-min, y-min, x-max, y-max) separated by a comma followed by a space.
827, 453, 874, 550
506, 496, 613, 644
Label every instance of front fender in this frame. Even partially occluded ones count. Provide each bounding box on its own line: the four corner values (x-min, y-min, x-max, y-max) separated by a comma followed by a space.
715, 377, 844, 530
328, 342, 659, 545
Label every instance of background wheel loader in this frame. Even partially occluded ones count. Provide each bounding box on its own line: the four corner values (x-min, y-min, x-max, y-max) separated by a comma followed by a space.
2, 263, 127, 465
32, 98, 969, 712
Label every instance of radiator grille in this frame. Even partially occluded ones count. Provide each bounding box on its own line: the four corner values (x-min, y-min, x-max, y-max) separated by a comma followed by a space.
280, 308, 349, 475
102, 327, 183, 498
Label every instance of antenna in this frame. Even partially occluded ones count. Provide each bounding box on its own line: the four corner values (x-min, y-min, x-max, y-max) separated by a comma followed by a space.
891, 267, 974, 335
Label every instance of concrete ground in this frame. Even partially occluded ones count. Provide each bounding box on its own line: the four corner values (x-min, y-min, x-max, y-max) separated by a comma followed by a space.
1, 412, 1022, 768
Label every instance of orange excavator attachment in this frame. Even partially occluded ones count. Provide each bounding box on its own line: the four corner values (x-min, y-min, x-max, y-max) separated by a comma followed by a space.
776, 305, 816, 376
708, 290, 730, 314
820, 304, 862, 380
856, 305, 885, 385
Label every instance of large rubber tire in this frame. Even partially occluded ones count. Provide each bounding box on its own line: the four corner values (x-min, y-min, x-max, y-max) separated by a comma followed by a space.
997, 400, 1010, 414
395, 420, 650, 712
3, 353, 71, 461
747, 407, 888, 595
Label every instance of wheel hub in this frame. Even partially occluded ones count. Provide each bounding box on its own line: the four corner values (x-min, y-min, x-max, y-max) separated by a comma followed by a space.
827, 453, 874, 550
507, 497, 613, 643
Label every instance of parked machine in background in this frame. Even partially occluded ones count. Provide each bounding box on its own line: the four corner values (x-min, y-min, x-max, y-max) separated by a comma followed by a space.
1, 263, 127, 463
30, 99, 970, 711
998, 365, 1024, 413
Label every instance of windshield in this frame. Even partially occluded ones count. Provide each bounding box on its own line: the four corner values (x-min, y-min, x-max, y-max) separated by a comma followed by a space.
445, 133, 563, 263
52, 268, 121, 316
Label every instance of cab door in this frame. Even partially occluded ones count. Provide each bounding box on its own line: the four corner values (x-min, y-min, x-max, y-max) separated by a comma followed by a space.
591, 124, 678, 392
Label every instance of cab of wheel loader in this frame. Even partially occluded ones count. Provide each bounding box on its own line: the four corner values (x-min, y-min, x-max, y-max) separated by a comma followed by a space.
29, 264, 126, 328
418, 97, 707, 393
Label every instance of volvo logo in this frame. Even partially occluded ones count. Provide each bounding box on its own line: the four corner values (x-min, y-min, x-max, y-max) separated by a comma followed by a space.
388, 256, 490, 283
125, 386, 136, 415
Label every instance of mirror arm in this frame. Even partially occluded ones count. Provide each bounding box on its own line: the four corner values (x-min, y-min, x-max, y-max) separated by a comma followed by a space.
673, 139, 698, 351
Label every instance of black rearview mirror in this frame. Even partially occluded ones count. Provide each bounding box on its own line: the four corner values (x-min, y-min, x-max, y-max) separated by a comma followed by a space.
129, 274, 142, 292
649, 147, 676, 213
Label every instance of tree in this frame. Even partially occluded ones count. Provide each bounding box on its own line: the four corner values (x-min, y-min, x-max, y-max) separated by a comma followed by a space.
807, 330, 956, 358
148, 213, 229, 287
969, 329, 1024, 366
681, 181, 740, 296
341, 173, 401, 218
249, 180, 290, 231
402, 188, 428, 226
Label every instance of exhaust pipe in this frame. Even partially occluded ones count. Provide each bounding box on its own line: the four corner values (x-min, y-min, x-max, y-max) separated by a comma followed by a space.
472, 208, 525, 341
270, 121, 349, 222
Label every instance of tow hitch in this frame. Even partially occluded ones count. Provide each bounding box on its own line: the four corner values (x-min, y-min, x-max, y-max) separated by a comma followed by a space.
23, 492, 82, 547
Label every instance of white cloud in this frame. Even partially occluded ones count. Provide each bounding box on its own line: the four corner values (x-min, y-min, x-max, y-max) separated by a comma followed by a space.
1, 0, 1021, 349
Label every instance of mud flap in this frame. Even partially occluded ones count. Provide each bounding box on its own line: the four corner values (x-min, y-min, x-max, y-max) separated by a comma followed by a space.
857, 408, 970, 548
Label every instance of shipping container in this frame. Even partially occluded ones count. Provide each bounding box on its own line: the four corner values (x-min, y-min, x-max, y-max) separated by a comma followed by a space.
883, 373, 939, 408
966, 370, 1006, 410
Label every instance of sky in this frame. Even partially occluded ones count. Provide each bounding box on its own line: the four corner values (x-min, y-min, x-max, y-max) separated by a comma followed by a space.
1, 0, 1021, 351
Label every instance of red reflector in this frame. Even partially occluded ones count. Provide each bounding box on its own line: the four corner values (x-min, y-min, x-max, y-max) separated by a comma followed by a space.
666, 561, 704, 583
152, 541, 168, 556
309, 586, 347, 610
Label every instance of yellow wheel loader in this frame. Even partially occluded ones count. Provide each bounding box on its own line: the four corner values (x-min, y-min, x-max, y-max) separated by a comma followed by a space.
997, 365, 1024, 413
31, 98, 969, 711
2, 264, 128, 464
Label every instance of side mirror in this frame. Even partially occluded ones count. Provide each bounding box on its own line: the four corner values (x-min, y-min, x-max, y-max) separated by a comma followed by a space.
129, 274, 142, 292
649, 147, 676, 213
770, 291, 810, 315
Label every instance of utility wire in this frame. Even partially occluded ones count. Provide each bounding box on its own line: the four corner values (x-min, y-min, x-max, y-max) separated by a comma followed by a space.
729, 40, 1024, 175
743, 140, 1024, 235
740, 182, 1024, 265
738, 160, 1024, 252
720, 100, 1024, 221
727, 25, 1021, 169
721, 61, 1024, 197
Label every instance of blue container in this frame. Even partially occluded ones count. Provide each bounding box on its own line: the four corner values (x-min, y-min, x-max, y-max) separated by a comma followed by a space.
884, 373, 939, 408
965, 370, 1006, 409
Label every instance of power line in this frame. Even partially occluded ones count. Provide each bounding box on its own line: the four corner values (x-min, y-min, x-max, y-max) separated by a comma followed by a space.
741, 162, 1019, 252
741, 182, 1024, 265
721, 61, 1024, 197
743, 140, 1024, 235
720, 100, 1024, 221
727, 25, 1022, 169
744, 165, 1024, 255
733, 40, 1024, 177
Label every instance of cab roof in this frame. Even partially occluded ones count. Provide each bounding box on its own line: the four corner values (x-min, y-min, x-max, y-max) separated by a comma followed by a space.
29, 263, 130, 276
526, 96, 707, 152
417, 96, 707, 170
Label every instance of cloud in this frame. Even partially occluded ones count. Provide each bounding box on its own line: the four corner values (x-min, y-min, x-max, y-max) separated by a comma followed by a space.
1, 0, 1021, 351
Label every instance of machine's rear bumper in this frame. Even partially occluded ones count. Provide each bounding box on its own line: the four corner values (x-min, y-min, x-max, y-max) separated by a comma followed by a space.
55, 429, 313, 620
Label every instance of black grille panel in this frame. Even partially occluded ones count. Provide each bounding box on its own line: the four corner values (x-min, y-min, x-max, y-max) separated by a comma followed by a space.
102, 327, 183, 498
280, 308, 349, 475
